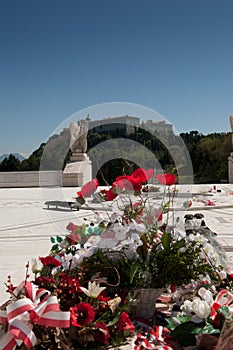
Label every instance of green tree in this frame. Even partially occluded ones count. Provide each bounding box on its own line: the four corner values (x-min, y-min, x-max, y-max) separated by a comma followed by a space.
0, 154, 21, 171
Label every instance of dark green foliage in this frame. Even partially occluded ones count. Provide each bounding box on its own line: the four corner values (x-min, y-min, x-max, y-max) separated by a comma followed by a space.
0, 154, 21, 171
0, 129, 232, 184
80, 249, 147, 291
20, 143, 46, 170
180, 131, 232, 183
148, 232, 213, 288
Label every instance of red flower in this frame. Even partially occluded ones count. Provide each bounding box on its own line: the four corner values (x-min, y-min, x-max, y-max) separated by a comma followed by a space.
39, 256, 61, 267
131, 168, 154, 183
156, 173, 177, 186
35, 275, 56, 287
66, 233, 81, 245
100, 186, 118, 201
66, 222, 82, 233
94, 321, 110, 344
77, 178, 98, 198
116, 175, 142, 191
117, 312, 135, 333
59, 272, 82, 293
70, 302, 95, 327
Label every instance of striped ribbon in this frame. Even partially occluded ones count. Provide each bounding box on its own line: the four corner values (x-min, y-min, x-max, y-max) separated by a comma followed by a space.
211, 288, 233, 319
133, 326, 174, 350
0, 281, 70, 350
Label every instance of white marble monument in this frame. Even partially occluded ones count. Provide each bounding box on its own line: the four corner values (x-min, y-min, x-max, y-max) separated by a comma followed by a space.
228, 115, 233, 183
62, 119, 92, 186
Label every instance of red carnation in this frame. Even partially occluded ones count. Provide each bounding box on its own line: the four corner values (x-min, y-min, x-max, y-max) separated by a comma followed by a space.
70, 302, 95, 327
39, 256, 61, 267
94, 321, 110, 344
117, 312, 135, 333
77, 178, 98, 198
156, 173, 177, 186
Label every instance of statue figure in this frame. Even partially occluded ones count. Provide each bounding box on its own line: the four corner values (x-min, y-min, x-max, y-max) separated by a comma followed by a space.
230, 116, 233, 145
69, 119, 89, 153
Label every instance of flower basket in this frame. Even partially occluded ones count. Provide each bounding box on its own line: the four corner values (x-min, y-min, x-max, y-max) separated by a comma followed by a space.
131, 288, 165, 319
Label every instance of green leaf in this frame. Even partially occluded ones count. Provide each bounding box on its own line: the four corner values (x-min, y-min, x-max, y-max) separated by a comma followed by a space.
56, 236, 63, 243
50, 236, 55, 243
175, 238, 186, 249
81, 224, 86, 234
192, 323, 220, 335
106, 316, 121, 327
166, 318, 180, 330
218, 306, 230, 319
161, 232, 172, 250
130, 261, 139, 284
87, 227, 93, 234
171, 321, 201, 346
51, 244, 59, 251
166, 314, 192, 330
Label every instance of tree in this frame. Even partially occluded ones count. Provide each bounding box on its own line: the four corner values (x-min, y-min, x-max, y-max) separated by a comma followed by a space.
0, 154, 21, 171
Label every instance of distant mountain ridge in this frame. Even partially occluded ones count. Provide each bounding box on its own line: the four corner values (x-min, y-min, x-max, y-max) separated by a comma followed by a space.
0, 153, 27, 162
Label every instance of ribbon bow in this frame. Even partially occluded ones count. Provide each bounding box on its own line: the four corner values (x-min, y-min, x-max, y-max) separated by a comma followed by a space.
133, 326, 174, 350
0, 281, 70, 350
211, 288, 233, 319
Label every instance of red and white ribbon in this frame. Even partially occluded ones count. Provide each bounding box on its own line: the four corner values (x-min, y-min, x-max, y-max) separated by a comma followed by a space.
30, 295, 70, 328
211, 288, 233, 318
133, 326, 174, 350
0, 281, 70, 349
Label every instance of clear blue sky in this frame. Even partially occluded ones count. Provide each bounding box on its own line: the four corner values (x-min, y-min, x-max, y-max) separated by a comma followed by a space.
1, 0, 233, 155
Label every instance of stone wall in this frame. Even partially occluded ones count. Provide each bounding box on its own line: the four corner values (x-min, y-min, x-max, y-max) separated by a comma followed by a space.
0, 171, 63, 187
228, 153, 233, 184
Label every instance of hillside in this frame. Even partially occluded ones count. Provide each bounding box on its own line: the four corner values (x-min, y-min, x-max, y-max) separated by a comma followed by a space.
0, 129, 232, 184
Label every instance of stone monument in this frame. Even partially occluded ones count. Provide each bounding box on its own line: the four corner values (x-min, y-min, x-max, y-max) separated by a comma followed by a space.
62, 118, 92, 187
228, 115, 233, 183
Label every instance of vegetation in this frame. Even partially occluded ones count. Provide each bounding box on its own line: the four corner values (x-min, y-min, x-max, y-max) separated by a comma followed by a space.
0, 128, 232, 184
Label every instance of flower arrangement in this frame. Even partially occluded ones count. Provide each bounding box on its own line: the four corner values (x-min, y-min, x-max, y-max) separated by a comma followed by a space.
166, 271, 233, 349
0, 168, 228, 349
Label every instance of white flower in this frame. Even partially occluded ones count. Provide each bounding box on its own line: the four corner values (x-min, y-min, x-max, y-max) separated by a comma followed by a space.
188, 233, 208, 245
97, 237, 119, 249
131, 233, 143, 246
84, 236, 101, 250
198, 287, 213, 305
130, 220, 146, 233
218, 270, 227, 280
110, 213, 118, 223
203, 243, 215, 257
180, 300, 193, 315
112, 222, 128, 240
192, 297, 211, 320
173, 228, 186, 240
96, 213, 104, 223
31, 258, 43, 274
80, 281, 106, 298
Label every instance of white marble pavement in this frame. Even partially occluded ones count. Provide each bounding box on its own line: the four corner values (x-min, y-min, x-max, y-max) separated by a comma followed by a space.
1, 184, 233, 304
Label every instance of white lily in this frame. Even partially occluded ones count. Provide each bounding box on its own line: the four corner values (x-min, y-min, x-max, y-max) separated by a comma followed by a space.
80, 281, 106, 298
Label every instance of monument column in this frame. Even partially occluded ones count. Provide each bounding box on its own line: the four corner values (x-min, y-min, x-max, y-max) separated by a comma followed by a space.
62, 118, 92, 187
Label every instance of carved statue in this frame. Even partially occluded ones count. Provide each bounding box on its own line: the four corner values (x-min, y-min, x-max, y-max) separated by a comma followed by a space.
230, 116, 233, 145
69, 119, 89, 153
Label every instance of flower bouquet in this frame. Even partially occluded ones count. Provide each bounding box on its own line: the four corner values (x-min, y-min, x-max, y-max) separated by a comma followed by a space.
166, 271, 233, 349
0, 168, 227, 349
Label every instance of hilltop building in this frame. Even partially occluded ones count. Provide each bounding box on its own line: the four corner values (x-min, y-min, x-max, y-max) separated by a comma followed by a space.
88, 115, 172, 135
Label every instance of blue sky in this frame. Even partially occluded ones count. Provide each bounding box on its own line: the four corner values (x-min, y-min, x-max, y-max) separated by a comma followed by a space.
1, 0, 233, 155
